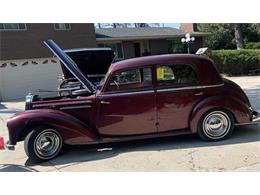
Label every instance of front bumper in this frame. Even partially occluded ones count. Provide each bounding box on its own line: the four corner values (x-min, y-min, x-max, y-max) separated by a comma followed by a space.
0, 137, 15, 150
4, 141, 15, 150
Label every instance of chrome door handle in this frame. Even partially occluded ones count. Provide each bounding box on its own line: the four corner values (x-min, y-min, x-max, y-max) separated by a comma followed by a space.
100, 100, 111, 105
194, 92, 203, 96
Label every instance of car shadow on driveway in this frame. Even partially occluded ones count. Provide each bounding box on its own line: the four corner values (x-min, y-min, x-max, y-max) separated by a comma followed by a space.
0, 164, 38, 172
0, 104, 7, 109
25, 124, 260, 167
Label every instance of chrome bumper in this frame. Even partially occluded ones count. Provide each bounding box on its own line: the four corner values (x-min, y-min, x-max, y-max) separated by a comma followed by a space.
252, 113, 260, 123
235, 108, 260, 126
4, 141, 15, 150
252, 109, 260, 123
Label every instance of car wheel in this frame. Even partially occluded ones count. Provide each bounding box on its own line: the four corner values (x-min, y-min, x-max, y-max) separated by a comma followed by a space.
197, 109, 234, 141
24, 126, 63, 162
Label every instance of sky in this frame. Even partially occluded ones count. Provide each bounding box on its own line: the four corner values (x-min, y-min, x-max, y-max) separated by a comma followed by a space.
162, 23, 180, 28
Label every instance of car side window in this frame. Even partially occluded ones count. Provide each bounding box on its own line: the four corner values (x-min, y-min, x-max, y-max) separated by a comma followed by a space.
107, 67, 152, 92
156, 64, 197, 85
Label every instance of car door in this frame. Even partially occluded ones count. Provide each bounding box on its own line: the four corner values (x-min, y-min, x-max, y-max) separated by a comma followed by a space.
156, 64, 204, 132
96, 67, 157, 136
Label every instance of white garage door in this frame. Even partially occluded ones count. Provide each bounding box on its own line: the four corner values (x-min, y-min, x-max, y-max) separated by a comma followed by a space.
0, 58, 63, 101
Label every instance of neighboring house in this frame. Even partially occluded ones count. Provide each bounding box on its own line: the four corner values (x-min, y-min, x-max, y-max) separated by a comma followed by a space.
96, 24, 207, 60
0, 23, 207, 101
0, 23, 97, 101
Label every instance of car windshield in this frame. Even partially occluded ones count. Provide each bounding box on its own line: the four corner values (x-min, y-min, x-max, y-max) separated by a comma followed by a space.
98, 68, 112, 89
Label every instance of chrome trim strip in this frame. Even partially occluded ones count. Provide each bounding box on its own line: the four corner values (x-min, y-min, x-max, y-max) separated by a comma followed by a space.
32, 100, 93, 108
99, 90, 155, 97
157, 83, 224, 93
60, 105, 92, 110
98, 84, 224, 97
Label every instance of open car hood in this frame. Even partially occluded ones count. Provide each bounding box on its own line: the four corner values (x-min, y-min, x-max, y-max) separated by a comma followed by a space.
44, 39, 97, 94
63, 48, 115, 80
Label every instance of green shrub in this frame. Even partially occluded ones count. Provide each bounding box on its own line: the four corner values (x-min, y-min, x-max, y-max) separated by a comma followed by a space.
209, 49, 260, 76
245, 42, 260, 49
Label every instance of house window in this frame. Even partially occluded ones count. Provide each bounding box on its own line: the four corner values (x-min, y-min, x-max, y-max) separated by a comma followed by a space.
54, 23, 71, 30
0, 23, 26, 30
98, 43, 124, 60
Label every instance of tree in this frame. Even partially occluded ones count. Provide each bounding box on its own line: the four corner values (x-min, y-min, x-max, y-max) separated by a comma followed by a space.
234, 23, 244, 49
197, 23, 260, 50
134, 23, 149, 28
240, 23, 260, 42
134, 23, 161, 28
197, 23, 236, 49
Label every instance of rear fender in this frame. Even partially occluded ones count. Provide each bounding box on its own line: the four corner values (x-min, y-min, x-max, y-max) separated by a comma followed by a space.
189, 96, 251, 133
7, 109, 99, 145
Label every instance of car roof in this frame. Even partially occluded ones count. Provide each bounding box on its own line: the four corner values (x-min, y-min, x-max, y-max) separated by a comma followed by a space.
109, 54, 213, 72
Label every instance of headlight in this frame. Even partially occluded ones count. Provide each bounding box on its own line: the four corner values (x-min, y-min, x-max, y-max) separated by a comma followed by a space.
25, 94, 33, 103
25, 94, 35, 110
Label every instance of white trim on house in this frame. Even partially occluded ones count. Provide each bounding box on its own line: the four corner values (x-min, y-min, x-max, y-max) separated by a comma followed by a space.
0, 57, 63, 101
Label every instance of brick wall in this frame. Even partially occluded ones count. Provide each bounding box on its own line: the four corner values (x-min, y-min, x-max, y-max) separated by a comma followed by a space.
180, 23, 198, 33
0, 23, 97, 60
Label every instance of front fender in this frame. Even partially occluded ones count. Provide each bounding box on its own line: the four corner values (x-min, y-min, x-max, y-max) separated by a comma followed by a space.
7, 109, 99, 145
189, 95, 251, 133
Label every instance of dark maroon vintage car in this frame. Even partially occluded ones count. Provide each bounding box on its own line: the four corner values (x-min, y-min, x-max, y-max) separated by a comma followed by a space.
5, 40, 259, 162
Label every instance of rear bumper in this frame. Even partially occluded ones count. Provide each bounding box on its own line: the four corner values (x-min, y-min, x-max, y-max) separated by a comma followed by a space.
252, 110, 260, 123
236, 108, 260, 125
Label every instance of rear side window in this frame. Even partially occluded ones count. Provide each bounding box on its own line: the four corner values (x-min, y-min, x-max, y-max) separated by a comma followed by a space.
107, 67, 152, 92
156, 64, 197, 85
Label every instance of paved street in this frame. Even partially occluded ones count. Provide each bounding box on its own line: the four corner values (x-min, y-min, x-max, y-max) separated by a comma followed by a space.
0, 76, 259, 172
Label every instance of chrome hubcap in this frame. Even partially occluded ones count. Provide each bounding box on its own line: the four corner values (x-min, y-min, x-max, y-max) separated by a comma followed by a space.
203, 111, 231, 139
34, 130, 61, 158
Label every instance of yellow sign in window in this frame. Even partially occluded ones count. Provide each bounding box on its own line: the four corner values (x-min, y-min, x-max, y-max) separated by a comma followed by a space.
157, 67, 164, 80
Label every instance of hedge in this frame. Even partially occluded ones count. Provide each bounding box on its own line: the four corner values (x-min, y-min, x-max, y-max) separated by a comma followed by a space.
209, 49, 260, 76
245, 42, 260, 49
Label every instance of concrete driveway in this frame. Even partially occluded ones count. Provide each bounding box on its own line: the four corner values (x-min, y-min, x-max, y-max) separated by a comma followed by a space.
0, 76, 259, 172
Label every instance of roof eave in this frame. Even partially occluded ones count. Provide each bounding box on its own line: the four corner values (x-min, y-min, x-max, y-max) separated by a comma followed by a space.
96, 33, 209, 42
